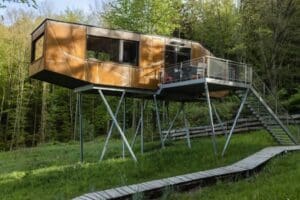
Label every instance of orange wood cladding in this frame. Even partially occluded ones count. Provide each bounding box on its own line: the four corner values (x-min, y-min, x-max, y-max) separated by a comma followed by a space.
29, 19, 212, 90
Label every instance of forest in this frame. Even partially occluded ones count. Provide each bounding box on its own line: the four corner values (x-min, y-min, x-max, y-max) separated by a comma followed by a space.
0, 0, 299, 151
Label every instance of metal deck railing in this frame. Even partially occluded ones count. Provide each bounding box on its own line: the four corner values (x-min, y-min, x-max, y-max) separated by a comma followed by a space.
162, 56, 252, 84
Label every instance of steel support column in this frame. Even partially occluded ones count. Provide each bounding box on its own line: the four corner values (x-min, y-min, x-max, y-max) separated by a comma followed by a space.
100, 92, 125, 161
122, 97, 126, 159
182, 102, 191, 148
204, 81, 218, 155
141, 99, 144, 154
78, 93, 83, 162
222, 88, 249, 156
153, 95, 163, 147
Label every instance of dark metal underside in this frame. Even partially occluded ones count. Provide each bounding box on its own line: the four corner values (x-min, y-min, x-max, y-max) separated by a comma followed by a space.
73, 78, 250, 101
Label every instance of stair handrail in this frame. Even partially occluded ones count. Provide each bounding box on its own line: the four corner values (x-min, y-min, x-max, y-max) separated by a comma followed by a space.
251, 71, 300, 139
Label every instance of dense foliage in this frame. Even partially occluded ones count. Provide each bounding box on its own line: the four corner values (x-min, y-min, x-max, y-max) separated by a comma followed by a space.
0, 0, 299, 150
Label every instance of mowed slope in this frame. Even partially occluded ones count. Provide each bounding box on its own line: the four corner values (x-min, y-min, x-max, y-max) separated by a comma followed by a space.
0, 130, 275, 199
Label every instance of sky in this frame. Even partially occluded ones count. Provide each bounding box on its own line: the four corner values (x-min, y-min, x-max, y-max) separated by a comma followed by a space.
0, 0, 105, 20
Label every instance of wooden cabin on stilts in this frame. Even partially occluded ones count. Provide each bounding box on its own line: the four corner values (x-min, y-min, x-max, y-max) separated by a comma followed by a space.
29, 19, 299, 162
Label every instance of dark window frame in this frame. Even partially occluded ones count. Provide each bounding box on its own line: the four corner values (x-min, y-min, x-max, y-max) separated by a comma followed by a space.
31, 33, 44, 63
86, 35, 140, 67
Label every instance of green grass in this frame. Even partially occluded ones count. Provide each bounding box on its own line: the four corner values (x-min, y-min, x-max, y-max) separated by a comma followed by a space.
171, 152, 300, 200
0, 130, 275, 199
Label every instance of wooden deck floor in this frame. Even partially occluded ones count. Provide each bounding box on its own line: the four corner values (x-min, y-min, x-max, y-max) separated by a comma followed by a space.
73, 146, 300, 200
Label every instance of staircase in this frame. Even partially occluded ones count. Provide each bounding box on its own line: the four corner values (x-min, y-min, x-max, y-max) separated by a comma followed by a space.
236, 73, 299, 145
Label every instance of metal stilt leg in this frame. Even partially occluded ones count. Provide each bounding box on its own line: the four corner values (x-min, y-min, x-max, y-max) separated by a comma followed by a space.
182, 102, 191, 148
141, 99, 144, 154
205, 81, 218, 155
74, 93, 79, 141
78, 93, 84, 162
98, 90, 137, 162
222, 88, 249, 157
154, 95, 163, 147
100, 92, 125, 161
122, 98, 126, 159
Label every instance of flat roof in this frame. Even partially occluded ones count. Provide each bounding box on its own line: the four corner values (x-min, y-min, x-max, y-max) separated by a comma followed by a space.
31, 18, 202, 45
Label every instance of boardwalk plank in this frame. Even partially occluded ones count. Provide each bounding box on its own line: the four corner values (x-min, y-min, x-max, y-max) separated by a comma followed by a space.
104, 189, 122, 198
74, 145, 300, 200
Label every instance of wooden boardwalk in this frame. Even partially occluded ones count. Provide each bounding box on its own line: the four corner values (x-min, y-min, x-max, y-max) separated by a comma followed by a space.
73, 146, 300, 200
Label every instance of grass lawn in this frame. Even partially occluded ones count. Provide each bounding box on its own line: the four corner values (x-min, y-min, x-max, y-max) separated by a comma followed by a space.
171, 152, 300, 200
0, 130, 275, 199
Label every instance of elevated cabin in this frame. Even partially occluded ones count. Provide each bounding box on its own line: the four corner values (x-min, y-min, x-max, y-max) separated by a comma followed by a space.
30, 19, 212, 92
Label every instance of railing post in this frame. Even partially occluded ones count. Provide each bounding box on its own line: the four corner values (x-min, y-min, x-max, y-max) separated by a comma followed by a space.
244, 64, 247, 84
226, 60, 229, 81
207, 57, 210, 78
180, 62, 183, 81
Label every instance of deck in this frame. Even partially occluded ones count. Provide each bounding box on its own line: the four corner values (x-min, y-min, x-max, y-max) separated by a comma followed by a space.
73, 145, 300, 200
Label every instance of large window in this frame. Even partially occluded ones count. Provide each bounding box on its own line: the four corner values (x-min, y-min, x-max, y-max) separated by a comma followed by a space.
87, 36, 139, 66
87, 36, 119, 62
165, 45, 191, 67
31, 34, 44, 62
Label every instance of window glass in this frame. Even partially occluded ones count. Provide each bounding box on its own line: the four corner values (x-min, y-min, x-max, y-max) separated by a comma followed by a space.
123, 40, 139, 66
164, 45, 191, 67
87, 36, 119, 62
32, 35, 44, 62
87, 36, 139, 66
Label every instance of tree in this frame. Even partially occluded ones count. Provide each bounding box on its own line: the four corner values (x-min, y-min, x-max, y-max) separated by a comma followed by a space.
240, 0, 298, 93
181, 0, 241, 59
0, 0, 37, 8
98, 0, 181, 36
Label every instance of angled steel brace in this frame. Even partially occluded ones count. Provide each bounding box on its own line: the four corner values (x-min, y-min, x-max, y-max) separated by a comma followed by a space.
153, 95, 164, 147
182, 102, 191, 148
162, 103, 183, 145
222, 88, 249, 157
100, 92, 126, 161
212, 103, 227, 137
131, 100, 147, 148
205, 81, 218, 155
98, 90, 137, 162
